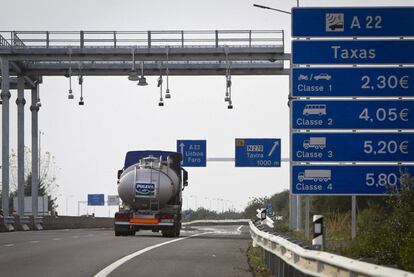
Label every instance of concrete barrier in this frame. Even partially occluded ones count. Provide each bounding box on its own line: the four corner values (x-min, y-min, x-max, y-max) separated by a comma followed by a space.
43, 216, 114, 230
0, 215, 114, 232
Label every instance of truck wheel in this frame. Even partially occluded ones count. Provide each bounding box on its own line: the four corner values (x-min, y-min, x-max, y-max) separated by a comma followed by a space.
115, 231, 121, 236
161, 230, 172, 237
129, 230, 136, 236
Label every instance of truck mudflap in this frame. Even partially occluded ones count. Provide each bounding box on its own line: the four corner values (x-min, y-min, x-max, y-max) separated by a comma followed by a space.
114, 212, 180, 237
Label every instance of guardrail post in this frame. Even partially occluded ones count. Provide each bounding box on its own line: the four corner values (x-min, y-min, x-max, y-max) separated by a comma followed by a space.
113, 31, 117, 48
46, 31, 49, 48
249, 30, 252, 47
181, 31, 184, 47
80, 30, 84, 48
215, 30, 218, 48
147, 31, 151, 48
312, 215, 324, 250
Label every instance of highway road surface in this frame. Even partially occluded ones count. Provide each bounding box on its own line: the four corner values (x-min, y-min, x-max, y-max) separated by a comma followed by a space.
0, 225, 251, 277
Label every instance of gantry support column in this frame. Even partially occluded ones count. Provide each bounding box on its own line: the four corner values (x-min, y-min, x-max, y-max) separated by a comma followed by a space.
1, 58, 14, 230
16, 76, 30, 230
30, 85, 41, 229
17, 76, 26, 216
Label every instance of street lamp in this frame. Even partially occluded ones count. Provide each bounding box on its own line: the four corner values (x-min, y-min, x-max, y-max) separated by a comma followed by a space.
66, 195, 74, 216
137, 61, 148, 86
39, 130, 45, 181
78, 75, 84, 106
190, 195, 198, 210
128, 47, 140, 81
68, 47, 74, 99
204, 197, 211, 210
253, 4, 291, 14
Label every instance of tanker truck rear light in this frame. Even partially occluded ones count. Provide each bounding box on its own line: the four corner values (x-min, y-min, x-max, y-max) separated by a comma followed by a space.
160, 215, 174, 219
115, 213, 129, 221
159, 215, 174, 223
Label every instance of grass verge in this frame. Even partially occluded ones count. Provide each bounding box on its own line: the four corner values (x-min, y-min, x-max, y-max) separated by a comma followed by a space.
246, 242, 272, 277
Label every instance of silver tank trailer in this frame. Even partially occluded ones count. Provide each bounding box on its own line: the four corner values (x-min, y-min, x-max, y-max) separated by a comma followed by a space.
118, 156, 180, 210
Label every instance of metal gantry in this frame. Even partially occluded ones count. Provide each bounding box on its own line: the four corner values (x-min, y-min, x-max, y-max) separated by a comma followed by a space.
0, 30, 290, 230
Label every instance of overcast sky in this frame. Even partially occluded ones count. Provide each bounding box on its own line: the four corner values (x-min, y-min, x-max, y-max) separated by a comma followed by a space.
1, 0, 412, 216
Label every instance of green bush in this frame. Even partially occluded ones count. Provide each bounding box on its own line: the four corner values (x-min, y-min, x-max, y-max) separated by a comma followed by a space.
345, 172, 414, 271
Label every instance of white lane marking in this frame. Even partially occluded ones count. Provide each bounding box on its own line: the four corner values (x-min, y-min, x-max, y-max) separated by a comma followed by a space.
71, 236, 80, 239
237, 225, 243, 233
4, 244, 14, 247
94, 232, 211, 277
30, 241, 40, 244
52, 238, 61, 241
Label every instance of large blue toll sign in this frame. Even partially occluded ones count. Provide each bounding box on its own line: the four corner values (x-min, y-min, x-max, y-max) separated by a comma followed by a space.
292, 100, 414, 130
87, 194, 105, 206
292, 7, 414, 37
292, 40, 414, 65
292, 68, 414, 97
235, 138, 281, 167
177, 140, 206, 167
292, 133, 414, 162
292, 165, 414, 195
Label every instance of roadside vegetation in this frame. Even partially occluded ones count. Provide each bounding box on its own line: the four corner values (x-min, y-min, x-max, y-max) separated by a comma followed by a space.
242, 171, 414, 272
0, 147, 59, 215
246, 242, 272, 277
181, 207, 243, 221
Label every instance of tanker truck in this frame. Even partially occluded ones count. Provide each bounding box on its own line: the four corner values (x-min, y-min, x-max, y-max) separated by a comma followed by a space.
114, 150, 188, 237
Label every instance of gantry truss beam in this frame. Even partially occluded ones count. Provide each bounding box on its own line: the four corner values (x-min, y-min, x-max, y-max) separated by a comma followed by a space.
0, 30, 290, 77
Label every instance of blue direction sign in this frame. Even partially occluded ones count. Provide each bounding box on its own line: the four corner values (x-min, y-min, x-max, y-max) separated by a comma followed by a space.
292, 133, 414, 162
87, 194, 105, 206
292, 165, 413, 195
185, 210, 191, 221
292, 7, 414, 37
292, 68, 414, 97
235, 138, 281, 167
266, 203, 273, 215
177, 140, 206, 167
292, 100, 414, 130
292, 40, 414, 65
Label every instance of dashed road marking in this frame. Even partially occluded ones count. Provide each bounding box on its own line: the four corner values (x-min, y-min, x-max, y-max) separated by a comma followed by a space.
4, 244, 14, 247
94, 232, 212, 277
52, 238, 61, 241
71, 236, 80, 239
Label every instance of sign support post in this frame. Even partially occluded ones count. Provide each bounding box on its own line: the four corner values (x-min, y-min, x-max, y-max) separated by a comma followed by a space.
305, 196, 310, 239
296, 195, 302, 231
352, 195, 356, 239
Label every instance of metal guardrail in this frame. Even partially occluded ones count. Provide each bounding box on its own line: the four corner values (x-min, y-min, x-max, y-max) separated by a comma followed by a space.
0, 30, 284, 49
182, 219, 250, 225
249, 221, 414, 277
